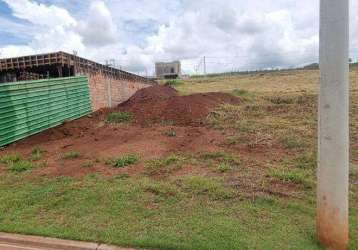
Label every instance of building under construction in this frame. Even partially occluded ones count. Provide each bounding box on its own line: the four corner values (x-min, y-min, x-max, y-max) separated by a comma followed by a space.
0, 51, 148, 83
0, 51, 155, 110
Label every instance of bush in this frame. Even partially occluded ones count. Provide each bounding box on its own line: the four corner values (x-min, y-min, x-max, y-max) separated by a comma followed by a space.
106, 112, 133, 123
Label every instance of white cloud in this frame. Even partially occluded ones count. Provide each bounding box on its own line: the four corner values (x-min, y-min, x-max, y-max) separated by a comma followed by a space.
76, 0, 118, 47
0, 0, 357, 75
3, 0, 76, 27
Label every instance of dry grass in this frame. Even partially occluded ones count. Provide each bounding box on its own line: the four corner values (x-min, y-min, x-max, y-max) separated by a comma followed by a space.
177, 69, 358, 95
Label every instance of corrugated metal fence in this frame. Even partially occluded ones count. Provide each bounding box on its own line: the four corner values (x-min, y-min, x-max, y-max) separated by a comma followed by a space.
0, 76, 92, 147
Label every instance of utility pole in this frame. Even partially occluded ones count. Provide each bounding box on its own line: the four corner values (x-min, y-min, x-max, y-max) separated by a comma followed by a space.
317, 0, 349, 249
203, 56, 207, 76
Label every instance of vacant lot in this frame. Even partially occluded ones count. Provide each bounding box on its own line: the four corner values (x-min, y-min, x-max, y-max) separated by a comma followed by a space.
0, 70, 357, 249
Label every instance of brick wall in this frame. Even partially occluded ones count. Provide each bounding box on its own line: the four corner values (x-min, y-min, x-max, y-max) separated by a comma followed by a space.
88, 72, 151, 111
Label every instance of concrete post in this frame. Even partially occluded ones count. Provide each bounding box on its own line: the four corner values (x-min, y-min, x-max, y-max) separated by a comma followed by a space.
107, 76, 112, 108
317, 0, 349, 249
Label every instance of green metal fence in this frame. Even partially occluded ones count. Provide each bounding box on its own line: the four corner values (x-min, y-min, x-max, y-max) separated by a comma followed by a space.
0, 76, 92, 147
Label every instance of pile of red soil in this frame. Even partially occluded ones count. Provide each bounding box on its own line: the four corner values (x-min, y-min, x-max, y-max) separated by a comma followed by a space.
118, 85, 240, 126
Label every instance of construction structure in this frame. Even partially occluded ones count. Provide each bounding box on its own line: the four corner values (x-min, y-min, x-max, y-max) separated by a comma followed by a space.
0, 51, 155, 111
155, 61, 181, 79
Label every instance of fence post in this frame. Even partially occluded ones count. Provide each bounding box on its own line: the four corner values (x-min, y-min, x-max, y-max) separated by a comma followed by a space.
317, 0, 349, 249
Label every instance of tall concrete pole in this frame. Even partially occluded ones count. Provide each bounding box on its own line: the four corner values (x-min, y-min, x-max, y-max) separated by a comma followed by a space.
318, 0, 349, 249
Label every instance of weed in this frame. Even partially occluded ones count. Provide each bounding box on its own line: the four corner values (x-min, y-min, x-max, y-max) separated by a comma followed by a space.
217, 162, 232, 173
142, 180, 179, 198
267, 96, 296, 105
8, 160, 36, 172
181, 176, 234, 200
279, 134, 302, 149
160, 120, 175, 126
200, 152, 240, 166
163, 130, 177, 137
0, 153, 37, 172
106, 112, 133, 123
294, 153, 316, 170
106, 154, 139, 168
269, 168, 312, 188
0, 153, 21, 165
144, 155, 184, 175
115, 173, 130, 180
232, 89, 255, 101
31, 146, 44, 161
62, 151, 80, 160
165, 79, 182, 87
81, 160, 94, 168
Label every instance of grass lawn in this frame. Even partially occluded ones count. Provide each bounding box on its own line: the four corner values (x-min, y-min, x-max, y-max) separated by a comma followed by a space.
0, 69, 357, 249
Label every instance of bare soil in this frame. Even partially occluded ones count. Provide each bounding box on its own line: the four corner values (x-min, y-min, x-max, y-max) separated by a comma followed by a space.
0, 85, 296, 198
0, 86, 243, 178
118, 85, 240, 126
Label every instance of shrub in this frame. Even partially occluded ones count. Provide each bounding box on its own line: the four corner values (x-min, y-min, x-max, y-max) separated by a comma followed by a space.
106, 154, 139, 168
106, 112, 133, 123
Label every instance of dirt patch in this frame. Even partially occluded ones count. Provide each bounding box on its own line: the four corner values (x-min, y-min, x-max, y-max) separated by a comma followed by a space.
118, 85, 240, 126
0, 85, 299, 199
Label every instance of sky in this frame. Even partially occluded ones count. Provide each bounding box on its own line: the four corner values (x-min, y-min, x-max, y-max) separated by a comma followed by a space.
0, 0, 357, 76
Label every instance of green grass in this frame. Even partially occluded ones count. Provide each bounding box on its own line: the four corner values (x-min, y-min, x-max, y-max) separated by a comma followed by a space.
62, 151, 80, 160
0, 173, 343, 249
144, 155, 185, 175
217, 162, 232, 173
106, 112, 133, 123
1, 72, 358, 249
0, 153, 38, 173
106, 154, 139, 168
181, 176, 234, 200
269, 168, 313, 189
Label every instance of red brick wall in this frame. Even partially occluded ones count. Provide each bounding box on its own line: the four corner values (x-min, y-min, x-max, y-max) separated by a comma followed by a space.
88, 72, 151, 111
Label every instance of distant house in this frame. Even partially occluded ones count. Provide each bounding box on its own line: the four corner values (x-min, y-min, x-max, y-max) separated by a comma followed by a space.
155, 61, 181, 79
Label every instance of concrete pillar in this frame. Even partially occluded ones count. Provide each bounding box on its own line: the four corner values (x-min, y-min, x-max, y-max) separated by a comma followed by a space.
317, 0, 349, 249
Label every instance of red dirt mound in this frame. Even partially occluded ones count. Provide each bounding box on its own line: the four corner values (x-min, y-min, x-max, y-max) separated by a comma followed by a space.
118, 85, 240, 126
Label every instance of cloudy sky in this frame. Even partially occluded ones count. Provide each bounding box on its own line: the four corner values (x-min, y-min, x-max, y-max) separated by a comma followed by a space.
0, 0, 357, 75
